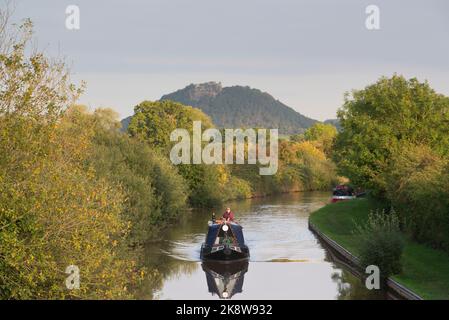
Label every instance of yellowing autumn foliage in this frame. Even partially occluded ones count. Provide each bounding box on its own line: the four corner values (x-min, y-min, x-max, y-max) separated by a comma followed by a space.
0, 16, 137, 299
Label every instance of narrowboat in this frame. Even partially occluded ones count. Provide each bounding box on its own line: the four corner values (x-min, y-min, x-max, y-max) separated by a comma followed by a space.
331, 184, 365, 203
200, 215, 250, 262
331, 185, 355, 203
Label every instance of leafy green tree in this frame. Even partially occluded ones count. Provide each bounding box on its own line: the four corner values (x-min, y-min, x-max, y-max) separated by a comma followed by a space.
334, 75, 449, 196
128, 100, 213, 151
385, 144, 449, 250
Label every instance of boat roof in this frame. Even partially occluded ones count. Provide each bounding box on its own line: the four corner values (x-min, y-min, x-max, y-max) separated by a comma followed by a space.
205, 222, 245, 246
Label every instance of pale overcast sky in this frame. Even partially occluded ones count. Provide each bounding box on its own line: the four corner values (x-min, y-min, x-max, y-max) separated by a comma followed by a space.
12, 0, 449, 120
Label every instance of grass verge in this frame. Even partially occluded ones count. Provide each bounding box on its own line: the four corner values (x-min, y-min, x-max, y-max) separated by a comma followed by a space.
310, 197, 449, 299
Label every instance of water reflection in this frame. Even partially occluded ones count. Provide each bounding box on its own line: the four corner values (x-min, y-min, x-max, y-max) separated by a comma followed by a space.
202, 261, 249, 299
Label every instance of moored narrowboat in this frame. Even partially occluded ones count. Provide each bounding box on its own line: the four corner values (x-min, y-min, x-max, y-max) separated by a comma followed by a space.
331, 184, 365, 203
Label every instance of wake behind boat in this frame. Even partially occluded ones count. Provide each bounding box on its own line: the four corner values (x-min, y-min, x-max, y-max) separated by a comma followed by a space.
200, 214, 250, 262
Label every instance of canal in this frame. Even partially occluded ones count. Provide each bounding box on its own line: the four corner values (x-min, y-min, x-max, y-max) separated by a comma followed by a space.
137, 192, 384, 300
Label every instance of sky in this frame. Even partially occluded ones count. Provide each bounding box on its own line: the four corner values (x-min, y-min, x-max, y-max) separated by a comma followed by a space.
11, 0, 449, 121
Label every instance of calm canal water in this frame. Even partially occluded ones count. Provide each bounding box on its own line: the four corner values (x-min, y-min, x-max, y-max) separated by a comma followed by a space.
137, 192, 384, 300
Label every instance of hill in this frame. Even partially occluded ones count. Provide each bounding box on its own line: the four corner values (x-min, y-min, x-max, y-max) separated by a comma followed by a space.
159, 82, 317, 134
121, 82, 319, 134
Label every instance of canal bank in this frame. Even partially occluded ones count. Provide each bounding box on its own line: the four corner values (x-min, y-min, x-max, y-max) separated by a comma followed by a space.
309, 198, 449, 300
308, 221, 421, 300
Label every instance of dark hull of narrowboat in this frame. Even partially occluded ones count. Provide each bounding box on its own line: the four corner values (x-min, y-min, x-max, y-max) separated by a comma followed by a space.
200, 244, 250, 262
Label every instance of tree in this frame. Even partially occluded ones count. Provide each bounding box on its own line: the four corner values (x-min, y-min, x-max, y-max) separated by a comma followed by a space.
128, 100, 213, 151
0, 10, 136, 299
385, 144, 449, 251
0, 14, 83, 122
127, 100, 234, 207
333, 75, 449, 196
68, 105, 189, 243
304, 123, 337, 157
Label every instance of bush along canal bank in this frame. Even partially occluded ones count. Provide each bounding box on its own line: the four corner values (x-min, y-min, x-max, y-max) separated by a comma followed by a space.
309, 198, 449, 300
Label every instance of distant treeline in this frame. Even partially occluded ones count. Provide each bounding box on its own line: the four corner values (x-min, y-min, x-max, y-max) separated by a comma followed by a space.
127, 100, 340, 208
